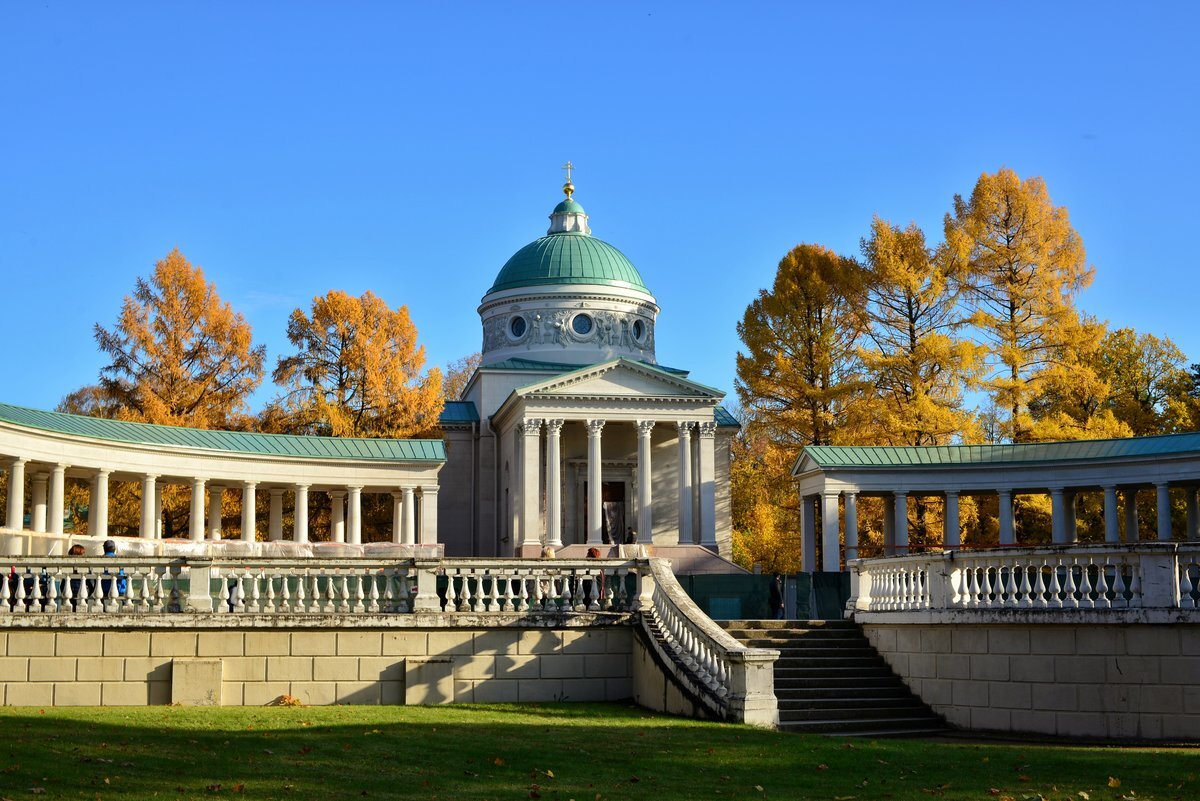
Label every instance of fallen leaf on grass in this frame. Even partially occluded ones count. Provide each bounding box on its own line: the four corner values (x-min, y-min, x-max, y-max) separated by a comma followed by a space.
30, 789, 46, 796
816, 764, 829, 771
1109, 778, 1121, 788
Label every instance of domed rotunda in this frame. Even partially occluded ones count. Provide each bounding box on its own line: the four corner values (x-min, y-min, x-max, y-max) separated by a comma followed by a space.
441, 171, 738, 565
478, 181, 660, 368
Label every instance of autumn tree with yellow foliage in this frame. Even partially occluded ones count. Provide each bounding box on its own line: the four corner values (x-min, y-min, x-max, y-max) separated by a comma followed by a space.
944, 169, 1094, 442
860, 217, 985, 446
92, 249, 266, 428
269, 290, 443, 438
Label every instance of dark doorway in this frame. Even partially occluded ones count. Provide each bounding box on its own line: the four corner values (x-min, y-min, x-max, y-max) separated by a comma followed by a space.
584, 481, 627, 544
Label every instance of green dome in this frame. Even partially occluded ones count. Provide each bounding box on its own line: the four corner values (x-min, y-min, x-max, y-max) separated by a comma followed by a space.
487, 231, 650, 294
552, 199, 586, 215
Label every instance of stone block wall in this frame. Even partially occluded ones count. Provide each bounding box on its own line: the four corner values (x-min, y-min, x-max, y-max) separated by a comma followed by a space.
862, 623, 1200, 740
0, 625, 633, 707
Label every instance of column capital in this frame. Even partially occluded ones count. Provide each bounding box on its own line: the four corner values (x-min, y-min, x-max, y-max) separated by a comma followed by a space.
585, 419, 606, 435
51, 463, 67, 474
1048, 486, 1066, 495
8, 456, 28, 466
242, 480, 258, 490
697, 421, 717, 439
143, 474, 160, 482
675, 420, 695, 435
293, 483, 309, 491
545, 418, 564, 434
192, 476, 207, 487
636, 419, 656, 436
518, 418, 543, 435
843, 489, 858, 499
401, 485, 415, 496
329, 488, 346, 498
268, 486, 284, 496
419, 484, 439, 496
821, 489, 841, 499
95, 467, 112, 477
1156, 481, 1171, 489
346, 484, 363, 491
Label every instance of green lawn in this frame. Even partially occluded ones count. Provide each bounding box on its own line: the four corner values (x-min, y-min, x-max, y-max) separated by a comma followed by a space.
0, 704, 1193, 801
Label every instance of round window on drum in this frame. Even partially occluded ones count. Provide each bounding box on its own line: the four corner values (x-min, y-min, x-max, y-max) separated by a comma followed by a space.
572, 314, 593, 336
509, 316, 527, 339
632, 319, 646, 342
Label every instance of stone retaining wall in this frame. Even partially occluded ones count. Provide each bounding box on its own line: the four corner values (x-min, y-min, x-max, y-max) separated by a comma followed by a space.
862, 622, 1200, 740
0, 620, 633, 707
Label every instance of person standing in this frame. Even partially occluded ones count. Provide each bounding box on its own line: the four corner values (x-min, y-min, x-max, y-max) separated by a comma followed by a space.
769, 573, 786, 620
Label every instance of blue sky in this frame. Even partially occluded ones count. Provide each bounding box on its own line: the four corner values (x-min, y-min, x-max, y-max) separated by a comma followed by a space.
2, 2, 1197, 414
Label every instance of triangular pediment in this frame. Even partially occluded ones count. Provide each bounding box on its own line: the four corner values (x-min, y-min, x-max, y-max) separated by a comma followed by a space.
517, 359, 723, 399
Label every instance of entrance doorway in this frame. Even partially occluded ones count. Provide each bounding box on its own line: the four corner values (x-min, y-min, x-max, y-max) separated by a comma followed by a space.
583, 480, 627, 544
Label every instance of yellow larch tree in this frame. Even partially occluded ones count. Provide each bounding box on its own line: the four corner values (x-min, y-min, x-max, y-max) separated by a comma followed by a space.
859, 217, 985, 446
270, 289, 443, 438
944, 168, 1093, 442
93, 248, 266, 428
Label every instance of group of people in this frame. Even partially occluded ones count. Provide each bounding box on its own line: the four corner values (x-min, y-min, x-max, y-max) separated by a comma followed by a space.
7, 539, 127, 610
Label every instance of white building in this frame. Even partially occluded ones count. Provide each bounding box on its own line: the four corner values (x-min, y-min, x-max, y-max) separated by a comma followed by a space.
438, 180, 739, 562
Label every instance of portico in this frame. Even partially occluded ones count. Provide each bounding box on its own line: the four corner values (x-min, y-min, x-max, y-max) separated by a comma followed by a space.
792, 435, 1200, 570
489, 360, 729, 555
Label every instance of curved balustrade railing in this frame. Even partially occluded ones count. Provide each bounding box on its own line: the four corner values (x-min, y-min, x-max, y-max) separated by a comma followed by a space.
852, 543, 1200, 616
1, 556, 643, 617
636, 559, 778, 725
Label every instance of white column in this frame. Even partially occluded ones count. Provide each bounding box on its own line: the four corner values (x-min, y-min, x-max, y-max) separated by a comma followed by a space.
294, 485, 309, 544
347, 485, 362, 545
844, 491, 858, 560
268, 488, 284, 541
31, 472, 48, 532
140, 475, 157, 539
392, 492, 404, 544
90, 469, 110, 538
1124, 489, 1139, 542
800, 494, 816, 572
998, 489, 1014, 546
943, 491, 960, 548
330, 490, 346, 543
697, 421, 717, 548
545, 419, 563, 548
894, 491, 908, 554
1187, 487, 1199, 542
518, 418, 543, 548
636, 420, 655, 544
820, 490, 840, 572
241, 482, 257, 542
6, 458, 26, 530
402, 486, 416, 544
586, 419, 605, 545
1156, 482, 1171, 541
154, 484, 163, 539
208, 485, 223, 540
1050, 487, 1067, 545
48, 463, 66, 535
882, 494, 895, 556
1066, 491, 1079, 543
1103, 486, 1120, 543
676, 421, 694, 544
419, 485, 438, 544
189, 478, 206, 541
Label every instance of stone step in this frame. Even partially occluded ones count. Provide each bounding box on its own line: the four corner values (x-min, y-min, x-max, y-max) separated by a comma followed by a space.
775, 675, 901, 689
772, 695, 921, 714
777, 705, 926, 724
730, 632, 870, 646
775, 685, 912, 700
759, 646, 877, 658
776, 665, 896, 680
772, 656, 887, 670
719, 619, 858, 630
778, 716, 945, 735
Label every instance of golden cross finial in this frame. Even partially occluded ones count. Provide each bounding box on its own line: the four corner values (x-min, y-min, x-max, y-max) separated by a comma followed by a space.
561, 161, 575, 198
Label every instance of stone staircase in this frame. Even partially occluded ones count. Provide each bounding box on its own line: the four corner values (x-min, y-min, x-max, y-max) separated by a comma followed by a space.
719, 619, 946, 737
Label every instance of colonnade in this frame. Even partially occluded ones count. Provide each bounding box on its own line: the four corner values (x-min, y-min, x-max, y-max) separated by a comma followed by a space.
3, 457, 437, 545
801, 482, 1200, 573
514, 417, 718, 549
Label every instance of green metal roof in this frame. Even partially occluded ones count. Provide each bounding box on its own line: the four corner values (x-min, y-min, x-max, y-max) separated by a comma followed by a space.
552, 199, 586, 215
487, 232, 650, 294
715, 406, 740, 427
798, 432, 1200, 471
439, 401, 479, 424
0, 402, 446, 462
482, 357, 689, 376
